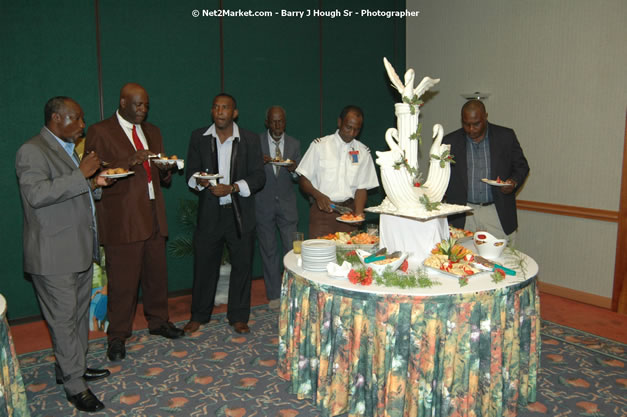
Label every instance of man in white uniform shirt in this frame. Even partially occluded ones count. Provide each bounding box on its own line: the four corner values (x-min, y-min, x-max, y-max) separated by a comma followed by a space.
297, 105, 379, 238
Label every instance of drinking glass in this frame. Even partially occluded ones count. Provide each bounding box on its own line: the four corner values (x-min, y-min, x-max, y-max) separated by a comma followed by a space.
293, 232, 304, 254
366, 224, 379, 237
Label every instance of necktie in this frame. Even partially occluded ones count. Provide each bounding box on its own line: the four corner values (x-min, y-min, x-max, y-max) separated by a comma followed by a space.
274, 141, 282, 176
132, 125, 152, 182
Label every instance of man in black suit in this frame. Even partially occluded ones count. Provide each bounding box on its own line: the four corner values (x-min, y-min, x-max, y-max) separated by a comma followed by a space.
443, 100, 529, 240
184, 93, 265, 334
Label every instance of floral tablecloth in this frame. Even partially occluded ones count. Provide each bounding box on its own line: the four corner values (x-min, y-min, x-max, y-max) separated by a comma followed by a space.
0, 298, 30, 417
277, 253, 540, 417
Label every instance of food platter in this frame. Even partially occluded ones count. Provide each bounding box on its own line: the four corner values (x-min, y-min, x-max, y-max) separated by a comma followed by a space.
423, 239, 481, 278
424, 264, 481, 279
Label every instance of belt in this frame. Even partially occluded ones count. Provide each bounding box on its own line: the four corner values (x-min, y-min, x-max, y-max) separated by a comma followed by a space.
220, 203, 233, 209
468, 201, 494, 206
332, 198, 354, 205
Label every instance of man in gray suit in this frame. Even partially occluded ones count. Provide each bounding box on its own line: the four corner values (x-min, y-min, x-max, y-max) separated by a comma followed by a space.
16, 97, 111, 413
255, 106, 301, 309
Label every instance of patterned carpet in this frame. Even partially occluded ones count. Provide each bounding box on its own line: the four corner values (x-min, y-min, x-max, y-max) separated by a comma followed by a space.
18, 306, 627, 416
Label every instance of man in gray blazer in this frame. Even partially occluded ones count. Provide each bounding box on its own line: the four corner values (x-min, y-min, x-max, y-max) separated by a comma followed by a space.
16, 97, 111, 413
255, 106, 301, 309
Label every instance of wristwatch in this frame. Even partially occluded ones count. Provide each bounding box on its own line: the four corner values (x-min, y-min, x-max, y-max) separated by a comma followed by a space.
231, 184, 237, 194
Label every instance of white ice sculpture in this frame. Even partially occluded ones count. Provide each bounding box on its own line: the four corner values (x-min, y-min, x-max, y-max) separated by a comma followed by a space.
376, 57, 451, 211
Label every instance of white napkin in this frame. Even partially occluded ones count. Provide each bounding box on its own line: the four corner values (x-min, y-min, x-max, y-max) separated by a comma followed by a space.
327, 261, 352, 278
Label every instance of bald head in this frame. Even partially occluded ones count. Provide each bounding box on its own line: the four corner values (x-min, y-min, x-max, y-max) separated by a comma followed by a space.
461, 100, 488, 142
119, 83, 149, 124
461, 99, 486, 115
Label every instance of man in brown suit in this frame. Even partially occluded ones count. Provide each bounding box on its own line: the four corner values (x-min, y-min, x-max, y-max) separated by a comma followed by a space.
85, 83, 183, 362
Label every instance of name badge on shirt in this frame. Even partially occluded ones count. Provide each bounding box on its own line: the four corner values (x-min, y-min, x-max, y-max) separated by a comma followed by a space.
349, 150, 359, 164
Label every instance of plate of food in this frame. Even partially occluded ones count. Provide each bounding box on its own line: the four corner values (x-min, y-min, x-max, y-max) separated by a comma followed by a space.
318, 231, 378, 250
193, 172, 223, 180
101, 168, 134, 178
268, 158, 294, 166
151, 155, 182, 167
481, 177, 509, 187
336, 213, 365, 224
449, 225, 473, 241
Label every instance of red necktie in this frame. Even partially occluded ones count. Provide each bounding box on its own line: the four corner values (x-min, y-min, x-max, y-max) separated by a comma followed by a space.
132, 125, 152, 182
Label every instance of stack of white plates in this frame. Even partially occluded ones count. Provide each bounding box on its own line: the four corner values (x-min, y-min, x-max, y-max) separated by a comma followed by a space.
301, 239, 337, 272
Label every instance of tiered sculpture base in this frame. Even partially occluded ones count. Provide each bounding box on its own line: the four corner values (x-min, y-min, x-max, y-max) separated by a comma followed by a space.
379, 214, 448, 265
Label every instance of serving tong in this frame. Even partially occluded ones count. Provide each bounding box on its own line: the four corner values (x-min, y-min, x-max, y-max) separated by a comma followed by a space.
364, 248, 402, 263
330, 204, 353, 214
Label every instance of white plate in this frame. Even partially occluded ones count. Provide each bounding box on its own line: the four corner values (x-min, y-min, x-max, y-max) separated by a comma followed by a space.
152, 158, 178, 166
481, 178, 509, 187
302, 239, 336, 248
336, 216, 365, 224
193, 173, 223, 180
269, 160, 293, 166
101, 171, 134, 179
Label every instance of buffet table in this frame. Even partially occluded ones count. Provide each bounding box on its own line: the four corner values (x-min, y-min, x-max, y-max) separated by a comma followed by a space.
0, 294, 30, 417
277, 249, 540, 417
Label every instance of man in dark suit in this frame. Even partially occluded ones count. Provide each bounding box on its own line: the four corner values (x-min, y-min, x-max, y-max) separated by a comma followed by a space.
16, 97, 110, 412
184, 93, 265, 334
255, 106, 301, 309
85, 83, 183, 363
443, 99, 529, 239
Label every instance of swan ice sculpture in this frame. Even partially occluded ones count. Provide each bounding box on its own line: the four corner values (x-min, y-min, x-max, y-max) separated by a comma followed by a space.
376, 58, 452, 211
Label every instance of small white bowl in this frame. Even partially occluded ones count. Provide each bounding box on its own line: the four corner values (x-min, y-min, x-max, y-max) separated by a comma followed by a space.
473, 231, 507, 259
355, 249, 408, 275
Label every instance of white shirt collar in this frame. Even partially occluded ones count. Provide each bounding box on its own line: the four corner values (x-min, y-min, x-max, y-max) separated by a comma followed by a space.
267, 130, 284, 144
203, 122, 240, 141
116, 110, 137, 130
333, 130, 353, 147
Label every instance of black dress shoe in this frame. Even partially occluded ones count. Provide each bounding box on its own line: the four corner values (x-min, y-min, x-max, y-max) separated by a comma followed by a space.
56, 367, 111, 384
149, 322, 184, 339
67, 389, 105, 412
107, 339, 126, 361
84, 367, 111, 381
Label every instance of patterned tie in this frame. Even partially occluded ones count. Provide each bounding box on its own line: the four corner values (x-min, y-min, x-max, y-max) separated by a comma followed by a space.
274, 141, 282, 177
132, 125, 152, 182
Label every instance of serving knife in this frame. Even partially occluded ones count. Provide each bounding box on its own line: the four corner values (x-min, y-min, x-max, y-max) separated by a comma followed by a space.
472, 256, 516, 276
